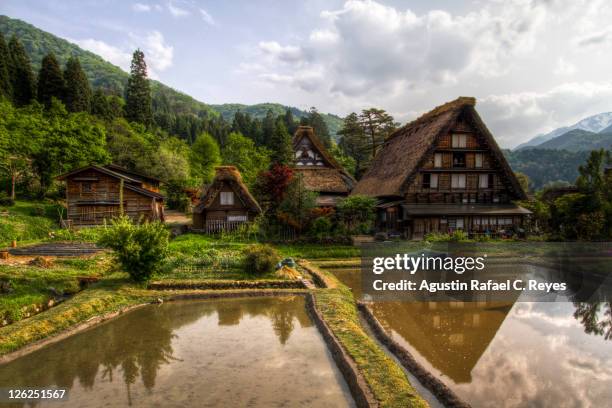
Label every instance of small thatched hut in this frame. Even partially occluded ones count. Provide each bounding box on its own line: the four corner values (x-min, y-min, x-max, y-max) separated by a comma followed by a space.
292, 126, 355, 206
192, 166, 262, 231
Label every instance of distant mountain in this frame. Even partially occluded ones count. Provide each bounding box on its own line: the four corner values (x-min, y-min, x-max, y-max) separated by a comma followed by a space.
516, 112, 612, 150
0, 15, 345, 137
212, 103, 344, 139
531, 129, 612, 152
505, 149, 591, 189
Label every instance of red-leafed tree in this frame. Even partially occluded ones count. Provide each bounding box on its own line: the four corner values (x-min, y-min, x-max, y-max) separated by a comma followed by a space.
254, 164, 294, 212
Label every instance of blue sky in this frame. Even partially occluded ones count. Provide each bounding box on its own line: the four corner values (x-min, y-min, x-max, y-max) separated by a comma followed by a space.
3, 0, 612, 147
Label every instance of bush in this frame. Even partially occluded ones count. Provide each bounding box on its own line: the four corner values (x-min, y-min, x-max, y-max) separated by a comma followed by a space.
310, 216, 333, 240
425, 230, 471, 242
242, 244, 280, 275
98, 216, 169, 282
0, 192, 15, 207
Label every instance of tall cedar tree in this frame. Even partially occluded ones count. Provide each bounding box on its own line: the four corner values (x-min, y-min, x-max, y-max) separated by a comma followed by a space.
0, 33, 12, 99
37, 53, 66, 108
301, 107, 331, 148
270, 120, 294, 165
338, 112, 368, 176
125, 49, 152, 126
63, 56, 92, 112
8, 35, 35, 106
359, 108, 396, 159
261, 109, 276, 147
283, 109, 298, 135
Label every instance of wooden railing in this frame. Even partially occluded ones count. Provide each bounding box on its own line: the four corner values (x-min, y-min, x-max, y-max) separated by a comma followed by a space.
202, 220, 249, 234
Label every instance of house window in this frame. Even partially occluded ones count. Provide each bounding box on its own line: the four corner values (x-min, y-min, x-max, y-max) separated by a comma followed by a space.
488, 174, 494, 188
479, 174, 489, 188
456, 218, 464, 229
422, 174, 431, 188
448, 218, 464, 229
81, 182, 94, 193
434, 153, 443, 168
220, 191, 234, 205
227, 215, 248, 222
430, 174, 438, 188
453, 153, 466, 168
452, 134, 467, 148
451, 174, 466, 189
475, 153, 483, 168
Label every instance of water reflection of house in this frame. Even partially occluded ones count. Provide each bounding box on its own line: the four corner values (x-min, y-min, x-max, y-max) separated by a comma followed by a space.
352, 97, 531, 239
292, 126, 356, 207
372, 300, 516, 383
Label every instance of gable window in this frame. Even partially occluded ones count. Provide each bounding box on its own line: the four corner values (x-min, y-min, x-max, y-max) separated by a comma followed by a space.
452, 134, 467, 148
451, 174, 466, 189
475, 153, 483, 168
220, 191, 234, 205
81, 182, 93, 193
434, 153, 442, 168
453, 152, 466, 168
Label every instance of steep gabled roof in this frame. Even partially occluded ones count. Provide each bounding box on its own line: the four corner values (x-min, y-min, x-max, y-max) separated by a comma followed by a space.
292, 126, 356, 194
56, 164, 141, 184
104, 164, 161, 184
352, 97, 527, 200
193, 166, 262, 214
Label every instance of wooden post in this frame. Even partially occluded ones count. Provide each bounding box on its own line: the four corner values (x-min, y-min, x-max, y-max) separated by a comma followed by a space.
119, 179, 124, 215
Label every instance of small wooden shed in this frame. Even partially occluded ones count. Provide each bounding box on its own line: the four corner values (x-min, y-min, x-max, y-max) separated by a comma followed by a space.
56, 164, 165, 226
192, 166, 262, 232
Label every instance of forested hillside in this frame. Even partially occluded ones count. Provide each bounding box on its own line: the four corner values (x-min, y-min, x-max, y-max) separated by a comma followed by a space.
212, 103, 344, 139
504, 148, 590, 189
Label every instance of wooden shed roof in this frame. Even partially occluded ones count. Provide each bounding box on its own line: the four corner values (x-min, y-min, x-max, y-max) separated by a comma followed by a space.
351, 97, 527, 200
193, 166, 262, 214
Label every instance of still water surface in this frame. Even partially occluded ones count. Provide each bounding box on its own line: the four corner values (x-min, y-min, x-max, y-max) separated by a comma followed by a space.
331, 267, 612, 408
0, 296, 354, 408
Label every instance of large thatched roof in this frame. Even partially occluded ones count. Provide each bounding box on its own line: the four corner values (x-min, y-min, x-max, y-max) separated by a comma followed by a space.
352, 97, 527, 200
194, 166, 262, 213
292, 126, 355, 194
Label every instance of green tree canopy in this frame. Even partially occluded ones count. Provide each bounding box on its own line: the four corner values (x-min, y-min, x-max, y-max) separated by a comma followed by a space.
124, 49, 152, 126
0, 33, 12, 100
8, 35, 35, 106
221, 131, 271, 186
190, 132, 221, 184
37, 53, 66, 108
63, 56, 92, 112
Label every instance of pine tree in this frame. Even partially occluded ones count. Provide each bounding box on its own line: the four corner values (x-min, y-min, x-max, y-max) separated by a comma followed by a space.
37, 53, 66, 108
63, 56, 92, 112
124, 49, 152, 126
262, 109, 276, 147
283, 109, 297, 135
0, 33, 12, 100
8, 35, 35, 106
270, 120, 294, 165
302, 107, 331, 148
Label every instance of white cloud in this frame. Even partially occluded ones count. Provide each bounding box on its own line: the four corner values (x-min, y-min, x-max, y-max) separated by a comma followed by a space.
199, 8, 215, 26
553, 58, 576, 76
70, 38, 132, 71
132, 3, 151, 12
72, 31, 173, 80
479, 82, 612, 146
167, 1, 190, 17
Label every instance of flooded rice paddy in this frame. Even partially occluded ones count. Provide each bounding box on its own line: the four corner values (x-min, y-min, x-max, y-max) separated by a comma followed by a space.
330, 266, 612, 408
0, 296, 354, 407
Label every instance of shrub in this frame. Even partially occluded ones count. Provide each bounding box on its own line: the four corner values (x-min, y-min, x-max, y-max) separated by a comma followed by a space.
336, 195, 376, 233
242, 244, 280, 275
0, 192, 15, 207
310, 216, 333, 240
98, 216, 169, 282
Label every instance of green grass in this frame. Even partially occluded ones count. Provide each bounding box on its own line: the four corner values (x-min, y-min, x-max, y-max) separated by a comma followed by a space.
0, 256, 106, 325
0, 201, 63, 247
312, 270, 428, 408
276, 243, 360, 259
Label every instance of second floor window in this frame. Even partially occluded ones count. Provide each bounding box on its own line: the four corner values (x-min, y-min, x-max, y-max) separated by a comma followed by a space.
453, 152, 466, 167
434, 153, 442, 168
475, 153, 483, 168
220, 191, 234, 205
422, 173, 439, 189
